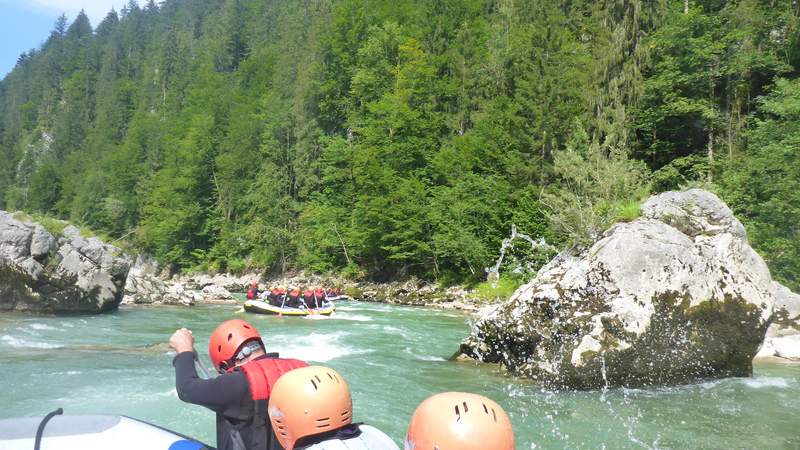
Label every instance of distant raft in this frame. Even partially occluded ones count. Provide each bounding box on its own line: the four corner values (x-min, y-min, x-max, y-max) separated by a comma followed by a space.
0, 413, 210, 450
244, 299, 336, 316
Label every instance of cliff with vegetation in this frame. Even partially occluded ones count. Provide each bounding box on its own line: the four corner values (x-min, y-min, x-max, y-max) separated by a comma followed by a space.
0, 0, 798, 290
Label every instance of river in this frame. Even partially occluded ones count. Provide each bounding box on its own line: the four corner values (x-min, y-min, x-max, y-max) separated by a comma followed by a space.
1, 300, 798, 449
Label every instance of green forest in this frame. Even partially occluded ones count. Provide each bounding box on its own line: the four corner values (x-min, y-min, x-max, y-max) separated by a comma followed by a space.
0, 0, 798, 289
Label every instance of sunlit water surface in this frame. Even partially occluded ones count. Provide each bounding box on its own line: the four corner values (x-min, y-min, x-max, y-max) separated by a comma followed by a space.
1, 300, 798, 449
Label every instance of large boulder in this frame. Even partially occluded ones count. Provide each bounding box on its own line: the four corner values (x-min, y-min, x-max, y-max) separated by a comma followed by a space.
459, 189, 779, 389
0, 212, 131, 313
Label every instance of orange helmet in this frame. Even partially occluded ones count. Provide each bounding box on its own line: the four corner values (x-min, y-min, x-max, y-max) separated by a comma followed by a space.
268, 366, 353, 450
404, 392, 514, 450
208, 319, 263, 371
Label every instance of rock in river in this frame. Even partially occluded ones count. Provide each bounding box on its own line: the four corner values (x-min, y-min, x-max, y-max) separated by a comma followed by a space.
459, 189, 785, 389
0, 212, 131, 313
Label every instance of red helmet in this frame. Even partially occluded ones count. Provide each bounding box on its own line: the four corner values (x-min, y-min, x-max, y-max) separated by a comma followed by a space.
208, 319, 263, 371
251, 281, 259, 288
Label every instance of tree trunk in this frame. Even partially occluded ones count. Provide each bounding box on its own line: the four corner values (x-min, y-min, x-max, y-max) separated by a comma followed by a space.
684, 0, 690, 14
332, 223, 352, 266
707, 131, 714, 182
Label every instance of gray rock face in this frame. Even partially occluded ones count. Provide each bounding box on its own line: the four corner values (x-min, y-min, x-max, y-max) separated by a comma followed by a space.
122, 254, 193, 306
757, 283, 800, 361
201, 284, 233, 300
459, 190, 779, 389
176, 272, 259, 292
0, 212, 131, 314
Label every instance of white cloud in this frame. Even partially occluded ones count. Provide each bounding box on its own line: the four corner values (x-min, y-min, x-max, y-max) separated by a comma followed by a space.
26, 0, 128, 26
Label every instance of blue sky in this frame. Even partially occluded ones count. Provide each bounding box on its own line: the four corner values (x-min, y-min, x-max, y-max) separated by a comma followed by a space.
0, 0, 124, 78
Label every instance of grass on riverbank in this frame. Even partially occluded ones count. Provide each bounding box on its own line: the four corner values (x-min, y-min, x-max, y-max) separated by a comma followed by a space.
469, 276, 521, 303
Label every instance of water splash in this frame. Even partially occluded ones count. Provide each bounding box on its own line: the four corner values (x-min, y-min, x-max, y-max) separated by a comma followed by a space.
486, 225, 556, 288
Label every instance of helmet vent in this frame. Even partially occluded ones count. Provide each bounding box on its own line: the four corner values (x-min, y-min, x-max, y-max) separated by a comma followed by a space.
227, 333, 233, 341
463, 402, 469, 413
217, 345, 222, 352
483, 403, 489, 414
454, 405, 461, 421
315, 417, 331, 429
311, 379, 318, 390
327, 372, 335, 380
315, 375, 322, 383
243, 324, 251, 329
491, 408, 497, 422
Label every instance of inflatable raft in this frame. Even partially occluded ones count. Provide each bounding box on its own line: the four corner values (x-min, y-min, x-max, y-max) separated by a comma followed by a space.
0, 412, 211, 450
244, 299, 336, 316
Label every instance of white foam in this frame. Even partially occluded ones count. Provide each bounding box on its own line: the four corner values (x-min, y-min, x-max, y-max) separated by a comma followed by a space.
274, 332, 368, 362
327, 313, 372, 322
51, 370, 82, 376
29, 323, 58, 331
383, 325, 413, 339
404, 347, 446, 361
156, 388, 179, 398
415, 355, 446, 361
1, 334, 62, 349
742, 377, 791, 389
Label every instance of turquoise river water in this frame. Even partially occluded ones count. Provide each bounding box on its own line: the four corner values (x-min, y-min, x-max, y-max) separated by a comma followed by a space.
1, 300, 799, 449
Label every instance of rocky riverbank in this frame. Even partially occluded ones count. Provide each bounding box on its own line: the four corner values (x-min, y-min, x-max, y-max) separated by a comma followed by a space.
122, 261, 481, 311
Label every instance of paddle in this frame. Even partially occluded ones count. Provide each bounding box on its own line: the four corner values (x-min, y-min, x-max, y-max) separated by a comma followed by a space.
299, 295, 318, 315
279, 294, 287, 317
193, 350, 214, 379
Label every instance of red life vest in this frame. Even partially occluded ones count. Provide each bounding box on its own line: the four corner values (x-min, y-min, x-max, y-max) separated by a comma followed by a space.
238, 357, 308, 400
246, 288, 257, 300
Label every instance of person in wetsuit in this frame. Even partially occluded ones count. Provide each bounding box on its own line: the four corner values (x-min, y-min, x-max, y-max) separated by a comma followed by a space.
169, 319, 307, 450
268, 287, 285, 306
286, 287, 302, 308
403, 392, 515, 450
268, 366, 399, 450
246, 282, 261, 300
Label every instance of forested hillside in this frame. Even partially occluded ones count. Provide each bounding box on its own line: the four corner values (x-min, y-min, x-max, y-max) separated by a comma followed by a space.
0, 0, 798, 289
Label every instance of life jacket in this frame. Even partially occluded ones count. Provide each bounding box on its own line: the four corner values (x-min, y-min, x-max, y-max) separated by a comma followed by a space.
222, 355, 308, 450
238, 357, 308, 400
314, 288, 325, 301
246, 288, 257, 300
303, 290, 314, 301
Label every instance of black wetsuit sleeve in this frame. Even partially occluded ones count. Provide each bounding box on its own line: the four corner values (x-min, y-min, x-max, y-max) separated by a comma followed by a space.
173, 351, 249, 413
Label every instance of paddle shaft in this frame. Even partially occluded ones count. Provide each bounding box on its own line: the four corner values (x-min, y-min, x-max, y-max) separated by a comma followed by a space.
193, 351, 214, 379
